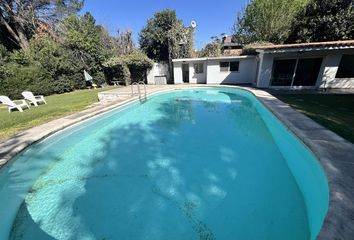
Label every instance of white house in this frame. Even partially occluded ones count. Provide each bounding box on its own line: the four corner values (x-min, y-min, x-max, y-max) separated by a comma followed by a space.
172, 40, 354, 89
173, 55, 257, 85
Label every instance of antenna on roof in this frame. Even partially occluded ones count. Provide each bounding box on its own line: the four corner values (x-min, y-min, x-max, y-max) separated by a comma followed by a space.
191, 20, 197, 29
179, 20, 197, 45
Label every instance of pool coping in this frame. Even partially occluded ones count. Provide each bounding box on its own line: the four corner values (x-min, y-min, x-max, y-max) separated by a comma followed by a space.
246, 87, 354, 240
0, 85, 353, 239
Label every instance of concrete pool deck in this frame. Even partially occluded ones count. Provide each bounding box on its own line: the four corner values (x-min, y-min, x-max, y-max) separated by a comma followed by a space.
0, 84, 353, 239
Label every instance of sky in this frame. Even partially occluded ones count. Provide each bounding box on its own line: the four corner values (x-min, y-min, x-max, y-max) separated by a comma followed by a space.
81, 0, 247, 49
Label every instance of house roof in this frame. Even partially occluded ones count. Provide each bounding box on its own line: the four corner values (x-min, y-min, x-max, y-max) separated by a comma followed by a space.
172, 55, 255, 62
222, 43, 243, 48
256, 40, 354, 53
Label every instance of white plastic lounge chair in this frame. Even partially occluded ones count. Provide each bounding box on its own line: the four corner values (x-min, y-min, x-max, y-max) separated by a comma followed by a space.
21, 91, 47, 107
0, 95, 30, 112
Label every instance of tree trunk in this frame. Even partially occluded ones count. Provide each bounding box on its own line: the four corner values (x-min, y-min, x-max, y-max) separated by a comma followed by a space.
16, 26, 29, 50
0, 14, 29, 50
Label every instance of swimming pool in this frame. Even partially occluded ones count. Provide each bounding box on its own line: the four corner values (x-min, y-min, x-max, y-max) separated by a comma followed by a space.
0, 87, 329, 240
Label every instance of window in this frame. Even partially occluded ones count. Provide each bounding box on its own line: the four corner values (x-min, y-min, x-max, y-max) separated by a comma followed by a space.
220, 62, 229, 72
271, 59, 297, 86
194, 63, 204, 74
271, 58, 322, 87
220, 61, 239, 72
230, 61, 239, 72
293, 58, 322, 86
336, 55, 354, 78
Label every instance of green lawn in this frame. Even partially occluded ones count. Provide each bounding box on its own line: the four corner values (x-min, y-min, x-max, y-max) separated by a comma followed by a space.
0, 87, 116, 141
274, 94, 354, 143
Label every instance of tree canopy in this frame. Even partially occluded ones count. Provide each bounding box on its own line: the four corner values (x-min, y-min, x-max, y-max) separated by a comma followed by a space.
115, 29, 135, 56
232, 0, 354, 44
286, 0, 354, 43
198, 34, 225, 57
0, 0, 83, 50
139, 10, 179, 61
139, 9, 194, 62
0, 10, 139, 98
232, 0, 309, 44
103, 51, 153, 85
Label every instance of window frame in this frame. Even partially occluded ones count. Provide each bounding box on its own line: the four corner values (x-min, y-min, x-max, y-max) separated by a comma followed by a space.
219, 61, 240, 72
194, 63, 204, 74
219, 62, 229, 72
229, 61, 240, 72
270, 57, 323, 87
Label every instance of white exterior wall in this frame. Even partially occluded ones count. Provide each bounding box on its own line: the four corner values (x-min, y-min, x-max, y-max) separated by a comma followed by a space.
206, 57, 257, 84
316, 54, 341, 88
147, 62, 170, 84
173, 61, 183, 84
256, 49, 354, 89
318, 54, 354, 88
174, 49, 354, 88
256, 53, 274, 88
330, 77, 354, 88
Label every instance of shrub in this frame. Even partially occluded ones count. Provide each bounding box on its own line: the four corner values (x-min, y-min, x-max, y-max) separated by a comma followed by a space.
103, 51, 153, 85
198, 43, 222, 57
0, 62, 53, 98
125, 51, 153, 83
0, 44, 8, 64
52, 75, 75, 93
27, 37, 85, 91
241, 41, 274, 55
92, 71, 106, 85
0, 37, 88, 98
0, 12, 115, 98
103, 56, 131, 85
61, 13, 106, 86
0, 37, 96, 97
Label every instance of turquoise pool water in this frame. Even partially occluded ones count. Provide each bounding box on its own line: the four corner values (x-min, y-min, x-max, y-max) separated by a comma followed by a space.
0, 87, 329, 240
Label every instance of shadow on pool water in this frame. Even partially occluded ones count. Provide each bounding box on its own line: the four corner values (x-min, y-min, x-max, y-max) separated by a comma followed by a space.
9, 92, 309, 240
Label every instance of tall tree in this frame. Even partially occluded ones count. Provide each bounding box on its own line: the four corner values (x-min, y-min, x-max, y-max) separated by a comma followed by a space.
198, 42, 221, 57
115, 28, 135, 56
167, 21, 194, 60
232, 0, 308, 44
198, 34, 225, 57
0, 0, 83, 50
97, 25, 116, 57
60, 12, 105, 83
286, 0, 354, 43
98, 27, 135, 57
139, 9, 193, 62
139, 9, 179, 61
